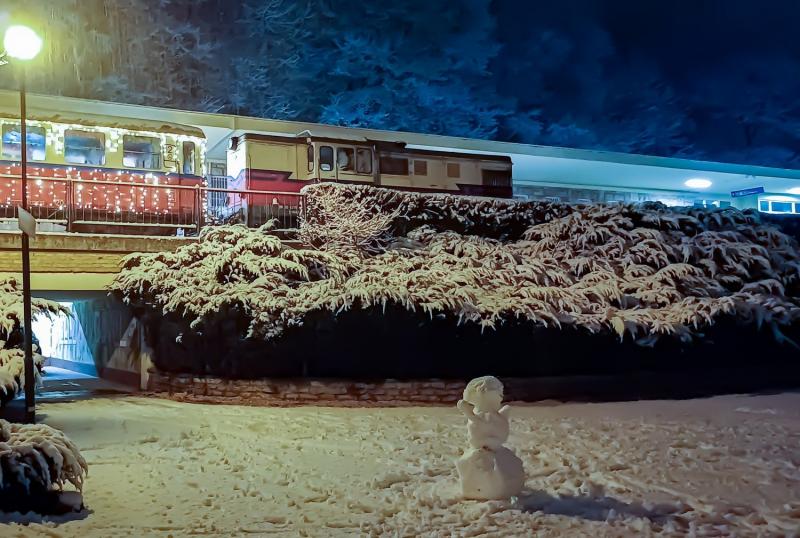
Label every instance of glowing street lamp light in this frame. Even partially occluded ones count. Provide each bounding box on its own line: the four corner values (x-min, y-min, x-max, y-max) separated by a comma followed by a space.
2, 24, 42, 423
4, 25, 43, 61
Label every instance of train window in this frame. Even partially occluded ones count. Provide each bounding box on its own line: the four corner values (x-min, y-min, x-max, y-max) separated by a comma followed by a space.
481, 169, 511, 187
381, 156, 409, 175
413, 160, 428, 176
337, 147, 354, 171
123, 135, 161, 169
320, 145, 334, 171
182, 141, 196, 175
65, 130, 105, 166
307, 145, 314, 172
446, 162, 461, 178
356, 148, 372, 174
1, 124, 46, 161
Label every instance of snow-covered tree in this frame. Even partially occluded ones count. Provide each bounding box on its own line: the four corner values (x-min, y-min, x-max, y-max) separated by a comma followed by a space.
232, 0, 508, 138
1, 0, 225, 112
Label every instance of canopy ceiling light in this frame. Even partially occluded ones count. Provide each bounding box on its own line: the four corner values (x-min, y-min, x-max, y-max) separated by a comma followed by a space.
684, 178, 712, 189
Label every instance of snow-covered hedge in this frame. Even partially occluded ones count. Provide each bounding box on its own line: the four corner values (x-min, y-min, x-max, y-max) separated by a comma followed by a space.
111, 184, 800, 348
0, 419, 87, 514
301, 182, 571, 242
0, 278, 68, 406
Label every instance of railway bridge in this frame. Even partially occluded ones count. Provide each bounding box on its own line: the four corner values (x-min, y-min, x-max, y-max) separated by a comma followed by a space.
0, 230, 194, 291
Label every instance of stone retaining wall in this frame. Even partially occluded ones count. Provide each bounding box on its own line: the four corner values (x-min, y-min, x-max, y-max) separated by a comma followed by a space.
147, 366, 800, 407
147, 370, 467, 406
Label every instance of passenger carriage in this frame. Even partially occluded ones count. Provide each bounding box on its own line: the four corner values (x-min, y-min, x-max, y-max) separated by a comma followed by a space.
0, 109, 206, 233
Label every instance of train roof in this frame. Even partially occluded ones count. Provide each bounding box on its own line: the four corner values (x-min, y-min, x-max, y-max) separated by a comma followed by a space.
0, 100, 205, 139
242, 131, 512, 163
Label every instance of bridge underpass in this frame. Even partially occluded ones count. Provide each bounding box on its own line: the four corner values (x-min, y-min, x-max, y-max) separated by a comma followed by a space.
0, 231, 193, 392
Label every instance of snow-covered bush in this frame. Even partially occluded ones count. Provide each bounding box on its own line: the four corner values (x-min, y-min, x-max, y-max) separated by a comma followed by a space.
111, 184, 800, 347
0, 278, 68, 406
0, 419, 88, 514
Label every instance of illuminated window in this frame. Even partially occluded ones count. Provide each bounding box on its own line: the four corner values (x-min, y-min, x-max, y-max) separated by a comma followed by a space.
758, 199, 800, 214
65, 130, 105, 165
413, 160, 428, 176
770, 201, 793, 213
447, 162, 461, 178
123, 135, 161, 169
319, 146, 334, 172
307, 145, 314, 172
2, 123, 46, 161
337, 147, 354, 171
381, 156, 408, 175
182, 141, 196, 175
356, 148, 372, 174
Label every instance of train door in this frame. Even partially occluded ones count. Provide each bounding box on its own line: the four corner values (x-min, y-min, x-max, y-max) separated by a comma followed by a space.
335, 146, 356, 181
318, 144, 337, 181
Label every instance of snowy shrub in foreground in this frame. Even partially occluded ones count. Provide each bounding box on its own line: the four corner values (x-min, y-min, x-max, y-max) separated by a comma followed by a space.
110, 184, 800, 346
0, 419, 88, 514
0, 279, 68, 406
0, 349, 45, 406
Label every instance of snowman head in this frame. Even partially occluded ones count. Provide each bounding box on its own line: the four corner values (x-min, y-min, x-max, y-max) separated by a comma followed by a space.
463, 376, 504, 413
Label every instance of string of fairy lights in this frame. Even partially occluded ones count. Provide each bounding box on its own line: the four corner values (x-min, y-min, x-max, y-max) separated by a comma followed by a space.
0, 117, 207, 218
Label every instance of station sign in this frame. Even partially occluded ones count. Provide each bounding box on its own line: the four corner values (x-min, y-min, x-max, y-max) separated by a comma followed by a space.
730, 187, 764, 198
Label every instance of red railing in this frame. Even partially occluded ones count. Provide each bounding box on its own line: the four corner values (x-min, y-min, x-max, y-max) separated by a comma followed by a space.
0, 174, 306, 234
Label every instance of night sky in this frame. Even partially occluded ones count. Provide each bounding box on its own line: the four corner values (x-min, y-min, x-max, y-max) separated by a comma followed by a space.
3, 0, 800, 168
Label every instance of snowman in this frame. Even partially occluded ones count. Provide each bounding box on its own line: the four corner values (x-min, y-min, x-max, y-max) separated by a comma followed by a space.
455, 376, 525, 500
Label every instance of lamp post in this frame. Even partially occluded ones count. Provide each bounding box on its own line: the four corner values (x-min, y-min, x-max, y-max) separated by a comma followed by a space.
3, 24, 43, 423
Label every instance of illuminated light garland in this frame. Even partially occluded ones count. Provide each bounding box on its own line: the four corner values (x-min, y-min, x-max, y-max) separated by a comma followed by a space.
0, 164, 206, 217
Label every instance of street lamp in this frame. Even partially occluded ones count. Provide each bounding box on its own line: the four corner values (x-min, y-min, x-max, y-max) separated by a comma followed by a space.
3, 24, 42, 423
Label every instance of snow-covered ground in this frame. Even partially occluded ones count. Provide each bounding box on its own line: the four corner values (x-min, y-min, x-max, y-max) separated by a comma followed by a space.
4, 393, 800, 536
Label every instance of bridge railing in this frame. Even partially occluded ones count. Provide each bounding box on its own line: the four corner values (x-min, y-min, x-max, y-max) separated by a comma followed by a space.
0, 174, 306, 234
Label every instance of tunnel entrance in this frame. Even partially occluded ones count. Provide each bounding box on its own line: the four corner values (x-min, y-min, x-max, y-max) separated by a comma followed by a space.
31, 291, 142, 389
33, 301, 98, 379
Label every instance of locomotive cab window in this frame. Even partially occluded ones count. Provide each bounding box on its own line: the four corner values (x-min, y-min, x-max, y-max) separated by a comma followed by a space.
356, 148, 372, 174
307, 145, 314, 172
446, 162, 461, 178
2, 124, 46, 161
182, 141, 196, 174
65, 130, 106, 165
123, 135, 161, 169
319, 145, 334, 171
413, 160, 428, 176
381, 156, 409, 175
337, 147, 354, 171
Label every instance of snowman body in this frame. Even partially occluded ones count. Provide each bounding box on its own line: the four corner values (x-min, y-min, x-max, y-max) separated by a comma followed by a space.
456, 376, 525, 500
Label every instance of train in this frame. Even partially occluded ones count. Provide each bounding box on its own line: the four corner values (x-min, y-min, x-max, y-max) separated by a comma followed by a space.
0, 101, 513, 234
227, 131, 513, 198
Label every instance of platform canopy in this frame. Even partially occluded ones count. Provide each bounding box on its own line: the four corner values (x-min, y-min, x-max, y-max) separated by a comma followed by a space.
4, 90, 800, 201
